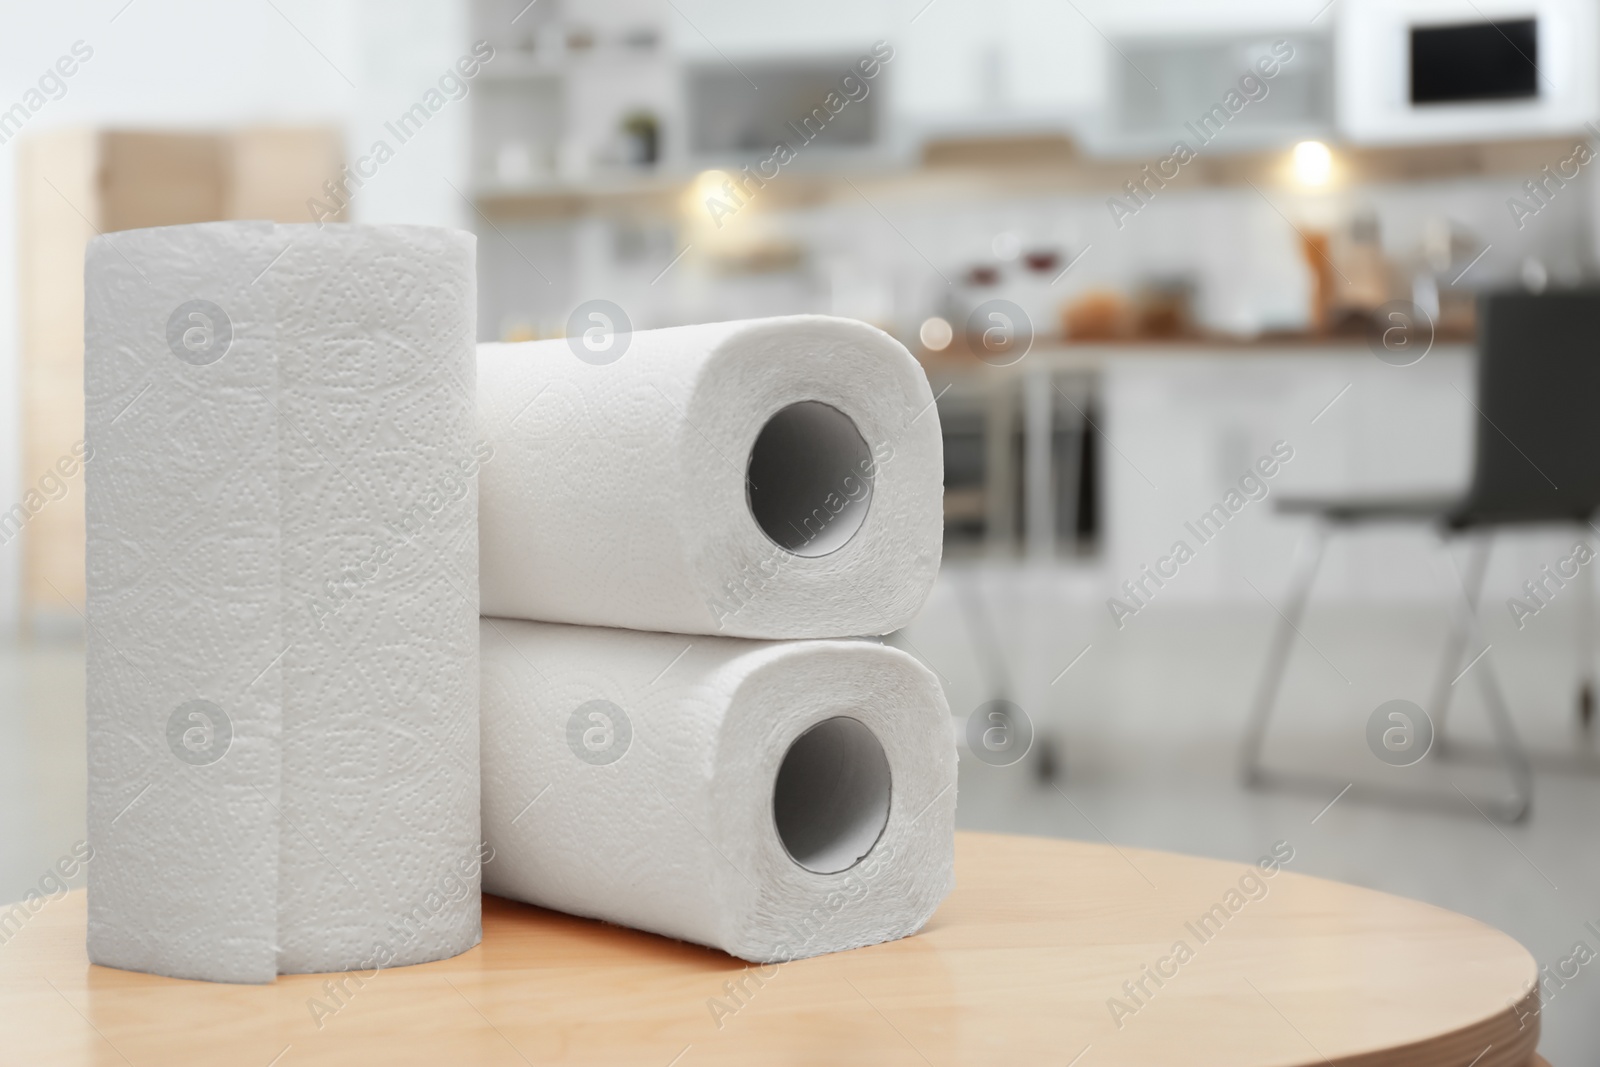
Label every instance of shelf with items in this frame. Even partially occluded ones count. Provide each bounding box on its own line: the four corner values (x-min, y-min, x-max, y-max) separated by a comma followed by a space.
470, 0, 677, 201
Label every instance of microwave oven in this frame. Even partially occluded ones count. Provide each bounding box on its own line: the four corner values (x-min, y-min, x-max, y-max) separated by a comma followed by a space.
1336, 0, 1598, 144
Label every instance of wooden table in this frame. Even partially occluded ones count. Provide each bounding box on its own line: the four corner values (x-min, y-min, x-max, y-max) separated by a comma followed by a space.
0, 832, 1542, 1066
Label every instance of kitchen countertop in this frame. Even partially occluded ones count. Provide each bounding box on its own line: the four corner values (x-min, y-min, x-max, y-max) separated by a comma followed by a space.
918, 335, 1475, 374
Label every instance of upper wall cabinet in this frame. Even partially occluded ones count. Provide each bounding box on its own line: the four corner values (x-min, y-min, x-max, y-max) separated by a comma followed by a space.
1336, 0, 1600, 144
1083, 30, 1333, 158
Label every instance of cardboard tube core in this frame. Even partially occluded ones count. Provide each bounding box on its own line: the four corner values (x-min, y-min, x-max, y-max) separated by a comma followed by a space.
746, 401, 873, 558
772, 716, 891, 874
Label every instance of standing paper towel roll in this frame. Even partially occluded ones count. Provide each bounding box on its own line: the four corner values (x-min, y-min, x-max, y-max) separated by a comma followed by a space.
477, 315, 943, 638
480, 618, 957, 962
85, 221, 482, 982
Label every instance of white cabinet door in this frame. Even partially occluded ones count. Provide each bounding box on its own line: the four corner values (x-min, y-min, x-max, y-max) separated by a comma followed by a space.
1101, 347, 1474, 604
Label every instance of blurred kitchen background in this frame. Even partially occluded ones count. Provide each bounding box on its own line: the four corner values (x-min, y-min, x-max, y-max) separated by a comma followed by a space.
5, 0, 1600, 1059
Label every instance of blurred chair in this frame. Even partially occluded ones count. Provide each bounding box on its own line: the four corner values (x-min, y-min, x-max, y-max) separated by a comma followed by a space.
1241, 290, 1600, 822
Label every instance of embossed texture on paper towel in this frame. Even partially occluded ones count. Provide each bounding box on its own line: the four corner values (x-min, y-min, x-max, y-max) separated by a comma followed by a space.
477, 316, 944, 639
85, 222, 480, 982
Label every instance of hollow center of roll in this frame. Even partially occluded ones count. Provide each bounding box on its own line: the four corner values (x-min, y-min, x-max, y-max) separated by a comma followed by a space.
772, 716, 891, 874
746, 401, 873, 558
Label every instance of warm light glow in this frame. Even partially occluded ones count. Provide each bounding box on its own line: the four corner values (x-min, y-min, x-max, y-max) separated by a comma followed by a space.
683, 169, 732, 220
919, 316, 953, 351
1292, 141, 1332, 187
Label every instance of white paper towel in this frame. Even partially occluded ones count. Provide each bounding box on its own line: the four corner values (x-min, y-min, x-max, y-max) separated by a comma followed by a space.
477, 315, 943, 638
85, 221, 482, 982
480, 618, 957, 962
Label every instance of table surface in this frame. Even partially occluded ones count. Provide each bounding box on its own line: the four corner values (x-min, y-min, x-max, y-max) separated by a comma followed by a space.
0, 832, 1541, 1067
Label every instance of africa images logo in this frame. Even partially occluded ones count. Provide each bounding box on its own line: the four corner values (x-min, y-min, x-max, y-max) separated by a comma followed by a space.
166, 299, 233, 366
566, 699, 632, 766
166, 699, 232, 767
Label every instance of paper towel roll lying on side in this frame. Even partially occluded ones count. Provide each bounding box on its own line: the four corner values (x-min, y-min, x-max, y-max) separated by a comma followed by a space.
85, 222, 483, 982
480, 618, 957, 962
477, 316, 943, 638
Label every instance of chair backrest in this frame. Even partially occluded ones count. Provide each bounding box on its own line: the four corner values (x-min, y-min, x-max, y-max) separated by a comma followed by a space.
1457, 289, 1600, 525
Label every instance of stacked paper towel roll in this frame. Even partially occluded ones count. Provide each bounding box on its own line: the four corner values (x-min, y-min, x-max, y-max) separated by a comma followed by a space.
481, 621, 955, 961
479, 316, 956, 962
85, 222, 482, 982
477, 316, 945, 638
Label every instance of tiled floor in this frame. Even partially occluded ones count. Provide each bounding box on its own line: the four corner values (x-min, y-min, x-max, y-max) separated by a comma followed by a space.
5, 561, 1598, 1062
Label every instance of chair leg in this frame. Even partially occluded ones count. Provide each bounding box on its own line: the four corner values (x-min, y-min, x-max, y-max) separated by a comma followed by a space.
1577, 541, 1596, 732
1466, 642, 1535, 822
1430, 536, 1492, 747
1240, 522, 1328, 786
1244, 526, 1533, 822
1436, 533, 1534, 821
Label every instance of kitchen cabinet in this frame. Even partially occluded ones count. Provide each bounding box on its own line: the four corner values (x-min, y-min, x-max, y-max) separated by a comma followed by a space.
929, 344, 1484, 596
1100, 346, 1475, 603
